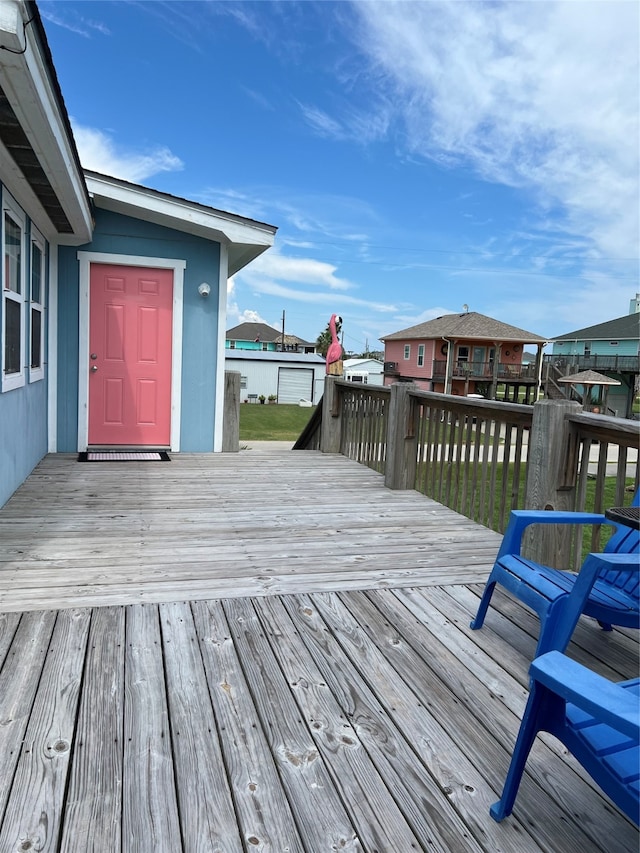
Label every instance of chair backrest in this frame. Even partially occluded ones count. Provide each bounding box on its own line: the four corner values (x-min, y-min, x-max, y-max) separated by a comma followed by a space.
604, 488, 639, 556
601, 488, 639, 602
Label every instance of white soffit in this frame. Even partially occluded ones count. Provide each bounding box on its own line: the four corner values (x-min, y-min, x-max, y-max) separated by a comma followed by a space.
0, 1, 92, 242
85, 172, 277, 275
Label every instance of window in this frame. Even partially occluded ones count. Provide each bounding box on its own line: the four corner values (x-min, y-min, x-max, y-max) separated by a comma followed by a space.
29, 227, 45, 382
2, 194, 26, 391
457, 345, 469, 363
261, 342, 268, 351
404, 344, 411, 360
229, 340, 236, 349
610, 341, 619, 346
417, 344, 425, 367
240, 375, 247, 389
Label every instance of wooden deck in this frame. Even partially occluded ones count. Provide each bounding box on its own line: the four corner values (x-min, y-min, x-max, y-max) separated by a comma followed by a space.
0, 447, 637, 851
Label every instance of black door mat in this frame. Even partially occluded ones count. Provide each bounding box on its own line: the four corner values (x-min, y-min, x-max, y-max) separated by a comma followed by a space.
78, 451, 171, 462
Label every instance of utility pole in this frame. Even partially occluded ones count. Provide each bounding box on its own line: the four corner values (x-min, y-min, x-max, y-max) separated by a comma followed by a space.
281, 310, 285, 351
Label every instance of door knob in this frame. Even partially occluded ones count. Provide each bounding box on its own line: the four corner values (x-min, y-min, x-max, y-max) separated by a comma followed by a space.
90, 353, 98, 360
90, 365, 98, 373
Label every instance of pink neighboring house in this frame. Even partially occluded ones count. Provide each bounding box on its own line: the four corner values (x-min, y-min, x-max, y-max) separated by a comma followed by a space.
380, 311, 547, 402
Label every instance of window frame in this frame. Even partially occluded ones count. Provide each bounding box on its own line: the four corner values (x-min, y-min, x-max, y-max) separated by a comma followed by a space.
2, 192, 26, 392
417, 344, 425, 367
403, 344, 411, 360
29, 225, 46, 383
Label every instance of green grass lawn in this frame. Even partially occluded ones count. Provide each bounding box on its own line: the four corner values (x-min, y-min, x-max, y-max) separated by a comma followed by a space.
239, 403, 317, 441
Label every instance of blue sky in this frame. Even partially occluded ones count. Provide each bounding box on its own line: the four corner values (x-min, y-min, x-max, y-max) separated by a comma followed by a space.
41, 1, 639, 353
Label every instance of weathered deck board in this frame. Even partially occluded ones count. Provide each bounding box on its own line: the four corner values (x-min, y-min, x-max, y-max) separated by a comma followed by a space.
59, 607, 125, 852
0, 449, 637, 851
192, 599, 307, 853
122, 604, 182, 852
0, 451, 502, 613
160, 601, 244, 852
0, 609, 90, 853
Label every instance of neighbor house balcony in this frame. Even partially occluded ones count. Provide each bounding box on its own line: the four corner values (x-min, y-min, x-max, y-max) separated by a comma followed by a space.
432, 360, 538, 382
544, 353, 640, 373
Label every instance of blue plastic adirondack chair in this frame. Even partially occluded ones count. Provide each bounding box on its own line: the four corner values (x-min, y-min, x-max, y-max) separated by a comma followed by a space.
470, 489, 640, 656
491, 651, 640, 825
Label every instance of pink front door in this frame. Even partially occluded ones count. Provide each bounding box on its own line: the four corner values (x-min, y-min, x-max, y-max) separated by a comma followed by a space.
88, 264, 173, 446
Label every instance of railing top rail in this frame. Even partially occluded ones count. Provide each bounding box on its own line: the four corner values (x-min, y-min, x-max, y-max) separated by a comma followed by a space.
565, 411, 640, 447
333, 379, 391, 397
407, 388, 534, 421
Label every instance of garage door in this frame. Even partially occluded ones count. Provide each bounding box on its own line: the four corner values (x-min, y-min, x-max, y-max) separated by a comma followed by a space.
278, 367, 314, 404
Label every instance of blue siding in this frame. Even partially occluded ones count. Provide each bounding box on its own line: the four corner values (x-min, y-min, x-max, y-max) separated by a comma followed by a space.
552, 340, 638, 356
0, 189, 50, 507
57, 208, 221, 452
226, 341, 276, 351
0, 378, 48, 507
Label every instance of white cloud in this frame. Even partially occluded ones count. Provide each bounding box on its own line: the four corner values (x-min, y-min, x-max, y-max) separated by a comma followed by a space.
348, 1, 639, 259
40, 5, 110, 38
297, 103, 346, 139
246, 249, 353, 291
226, 279, 271, 327
242, 277, 397, 313
71, 122, 183, 182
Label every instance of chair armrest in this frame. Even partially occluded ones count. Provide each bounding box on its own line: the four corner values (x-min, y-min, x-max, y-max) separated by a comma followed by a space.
530, 651, 640, 740
497, 510, 618, 558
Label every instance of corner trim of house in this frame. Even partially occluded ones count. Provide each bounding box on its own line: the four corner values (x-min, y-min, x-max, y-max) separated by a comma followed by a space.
76, 251, 186, 452
213, 243, 229, 453
47, 246, 59, 452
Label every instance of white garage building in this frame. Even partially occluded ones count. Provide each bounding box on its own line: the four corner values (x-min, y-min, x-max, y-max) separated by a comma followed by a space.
343, 358, 385, 386
225, 351, 327, 404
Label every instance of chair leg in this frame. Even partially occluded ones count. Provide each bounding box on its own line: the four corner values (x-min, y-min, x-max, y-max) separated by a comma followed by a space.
491, 684, 550, 821
534, 605, 570, 658
597, 621, 613, 632
470, 579, 497, 630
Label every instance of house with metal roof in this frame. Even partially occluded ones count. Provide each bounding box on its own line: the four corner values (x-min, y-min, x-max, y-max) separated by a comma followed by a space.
0, 1, 276, 507
380, 311, 547, 401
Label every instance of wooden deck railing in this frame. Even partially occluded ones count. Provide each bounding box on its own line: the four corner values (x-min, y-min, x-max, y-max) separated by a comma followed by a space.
295, 378, 639, 565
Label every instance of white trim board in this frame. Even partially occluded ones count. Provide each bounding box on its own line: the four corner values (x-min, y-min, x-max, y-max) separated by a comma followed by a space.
77, 251, 185, 452
213, 244, 229, 452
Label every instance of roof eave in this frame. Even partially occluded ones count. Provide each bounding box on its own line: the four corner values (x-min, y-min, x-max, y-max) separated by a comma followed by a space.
85, 172, 277, 275
0, 2, 92, 243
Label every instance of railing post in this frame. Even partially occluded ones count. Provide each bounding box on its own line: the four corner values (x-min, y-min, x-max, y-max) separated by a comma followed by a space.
523, 398, 582, 565
222, 370, 241, 452
385, 383, 418, 490
321, 375, 342, 453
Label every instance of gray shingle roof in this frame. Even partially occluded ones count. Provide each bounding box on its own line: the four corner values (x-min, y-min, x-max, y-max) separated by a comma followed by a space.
552, 313, 640, 342
226, 322, 281, 342
380, 312, 546, 343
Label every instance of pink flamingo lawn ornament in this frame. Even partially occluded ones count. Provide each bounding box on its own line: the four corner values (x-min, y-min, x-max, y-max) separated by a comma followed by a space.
325, 314, 343, 375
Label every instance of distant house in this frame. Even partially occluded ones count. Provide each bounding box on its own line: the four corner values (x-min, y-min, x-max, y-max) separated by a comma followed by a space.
380, 312, 547, 402
0, 2, 276, 508
548, 306, 640, 417
551, 313, 639, 360
225, 350, 325, 404
226, 322, 316, 354
343, 358, 384, 386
